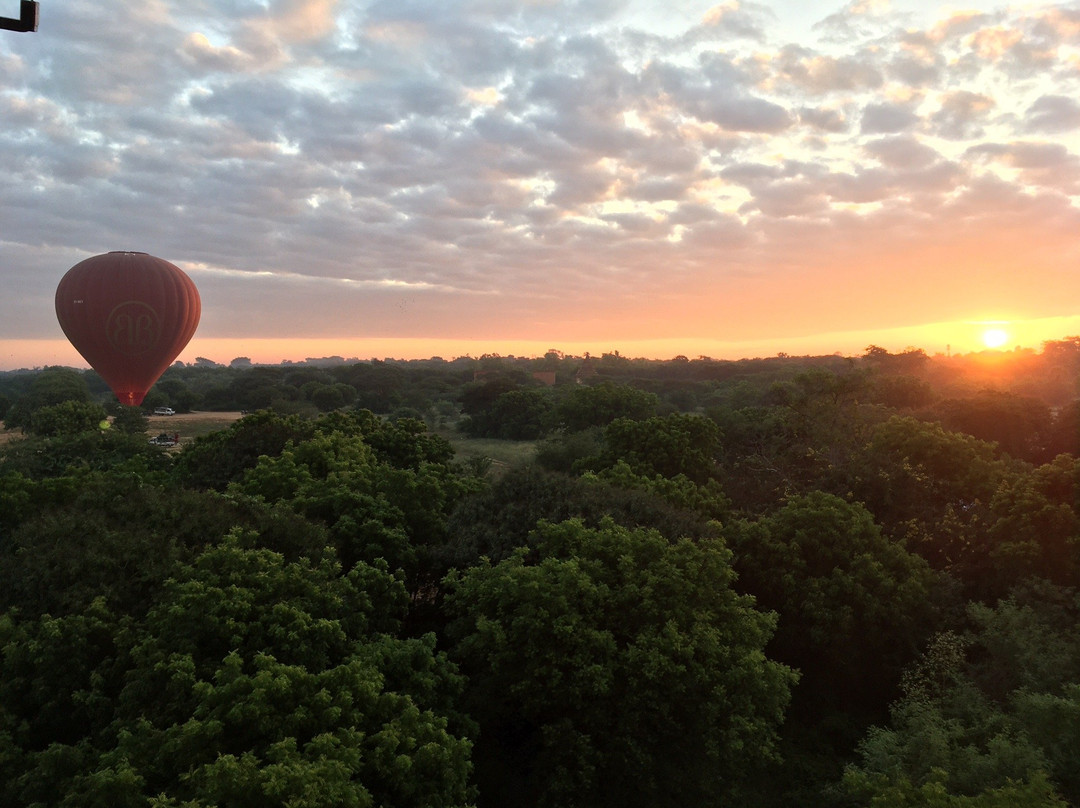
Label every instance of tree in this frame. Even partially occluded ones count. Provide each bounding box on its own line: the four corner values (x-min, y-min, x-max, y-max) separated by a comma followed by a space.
583, 460, 729, 520
441, 465, 723, 577
229, 416, 472, 581
110, 406, 149, 436
459, 374, 520, 414
848, 415, 1007, 547
871, 374, 935, 410
231, 432, 417, 574
0, 429, 169, 480
982, 472, 1079, 592
725, 492, 945, 719
932, 390, 1053, 463
841, 582, 1080, 806
552, 382, 659, 432
172, 410, 313, 490
4, 367, 95, 429
24, 400, 107, 437
304, 382, 347, 412
594, 413, 723, 484
1, 533, 475, 808
462, 387, 554, 440
150, 372, 202, 413
444, 518, 795, 808
841, 769, 1067, 808
0, 469, 328, 619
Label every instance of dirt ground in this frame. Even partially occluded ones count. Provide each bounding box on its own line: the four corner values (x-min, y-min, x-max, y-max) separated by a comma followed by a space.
0, 411, 245, 449
144, 411, 245, 446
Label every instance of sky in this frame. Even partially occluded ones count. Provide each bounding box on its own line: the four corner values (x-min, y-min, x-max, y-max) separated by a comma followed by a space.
3, 0, 1080, 369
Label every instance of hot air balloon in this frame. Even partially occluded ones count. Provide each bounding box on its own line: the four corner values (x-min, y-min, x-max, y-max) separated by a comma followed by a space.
55, 251, 201, 407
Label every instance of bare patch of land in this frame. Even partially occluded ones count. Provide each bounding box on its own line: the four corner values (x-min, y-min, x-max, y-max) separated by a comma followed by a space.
145, 411, 245, 445
0, 411, 246, 451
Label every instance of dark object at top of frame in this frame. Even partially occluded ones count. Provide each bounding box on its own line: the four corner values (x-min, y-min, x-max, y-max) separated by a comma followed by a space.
0, 1, 39, 32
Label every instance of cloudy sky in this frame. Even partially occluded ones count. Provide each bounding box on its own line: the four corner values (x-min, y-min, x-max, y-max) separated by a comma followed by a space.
3, 0, 1080, 368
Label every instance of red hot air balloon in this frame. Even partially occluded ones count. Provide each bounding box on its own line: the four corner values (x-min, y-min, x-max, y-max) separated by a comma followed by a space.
55, 252, 201, 407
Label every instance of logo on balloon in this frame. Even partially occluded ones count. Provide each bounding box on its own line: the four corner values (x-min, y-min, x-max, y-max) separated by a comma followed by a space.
107, 301, 162, 355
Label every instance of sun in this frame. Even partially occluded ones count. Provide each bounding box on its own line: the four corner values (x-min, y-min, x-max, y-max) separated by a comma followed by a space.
982, 328, 1009, 349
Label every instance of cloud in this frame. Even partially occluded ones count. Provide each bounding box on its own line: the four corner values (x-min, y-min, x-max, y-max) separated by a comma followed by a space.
1023, 95, 1080, 134
860, 102, 919, 134
797, 106, 849, 133
929, 90, 994, 139
4, 0, 1080, 356
967, 140, 1080, 195
647, 55, 793, 133
698, 1, 768, 40
812, 0, 892, 40
775, 45, 883, 94
863, 135, 939, 169
179, 32, 256, 73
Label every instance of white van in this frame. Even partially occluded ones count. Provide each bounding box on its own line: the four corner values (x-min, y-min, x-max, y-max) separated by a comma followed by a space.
153, 407, 176, 416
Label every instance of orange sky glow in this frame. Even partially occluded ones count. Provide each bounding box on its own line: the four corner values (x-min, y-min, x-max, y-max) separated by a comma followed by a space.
3, 1, 1079, 370
9, 313, 1080, 370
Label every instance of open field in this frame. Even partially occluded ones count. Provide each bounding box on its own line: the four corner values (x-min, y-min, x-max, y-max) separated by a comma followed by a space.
3, 411, 537, 473
0, 411, 246, 450
145, 411, 245, 446
434, 426, 538, 474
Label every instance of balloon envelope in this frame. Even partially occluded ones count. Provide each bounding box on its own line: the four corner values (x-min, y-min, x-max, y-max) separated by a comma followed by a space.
55, 252, 201, 406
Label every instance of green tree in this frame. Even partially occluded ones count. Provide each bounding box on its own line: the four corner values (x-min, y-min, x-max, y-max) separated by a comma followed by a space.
1, 533, 475, 808
871, 374, 935, 410
152, 373, 201, 413
110, 406, 150, 436
442, 465, 722, 575
3, 367, 94, 429
706, 404, 803, 507
303, 381, 357, 413
444, 518, 795, 808
230, 418, 471, 580
345, 412, 454, 469
459, 375, 524, 417
932, 390, 1053, 463
841, 582, 1080, 806
583, 459, 729, 520
0, 470, 329, 619
594, 413, 722, 484
462, 387, 554, 440
842, 768, 1067, 807
25, 400, 108, 437
983, 472, 1079, 591
552, 381, 659, 432
0, 430, 169, 480
847, 416, 1011, 590
172, 410, 313, 490
725, 492, 945, 719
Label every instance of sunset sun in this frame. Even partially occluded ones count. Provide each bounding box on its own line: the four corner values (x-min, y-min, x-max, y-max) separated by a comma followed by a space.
982, 328, 1009, 349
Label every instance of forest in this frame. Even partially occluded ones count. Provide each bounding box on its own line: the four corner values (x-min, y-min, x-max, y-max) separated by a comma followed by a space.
2, 341, 1080, 807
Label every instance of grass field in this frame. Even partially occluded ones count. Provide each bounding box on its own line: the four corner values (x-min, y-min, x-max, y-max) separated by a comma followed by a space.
433, 424, 538, 474
154, 413, 539, 474
145, 411, 245, 446
3, 410, 538, 474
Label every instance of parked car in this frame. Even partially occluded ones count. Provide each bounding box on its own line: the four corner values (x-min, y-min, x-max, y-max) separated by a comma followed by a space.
153, 407, 175, 416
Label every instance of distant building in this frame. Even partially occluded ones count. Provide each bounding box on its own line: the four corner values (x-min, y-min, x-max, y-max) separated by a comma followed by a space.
575, 357, 598, 384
